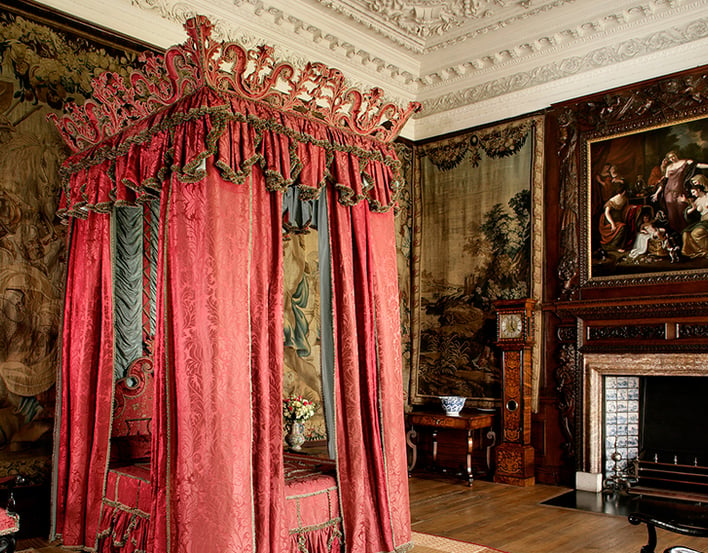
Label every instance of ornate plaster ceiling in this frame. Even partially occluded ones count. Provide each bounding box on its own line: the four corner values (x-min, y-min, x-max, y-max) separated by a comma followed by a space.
33, 0, 708, 139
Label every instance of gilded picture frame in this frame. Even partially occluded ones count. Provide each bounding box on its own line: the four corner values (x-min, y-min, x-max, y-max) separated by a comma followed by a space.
581, 113, 708, 287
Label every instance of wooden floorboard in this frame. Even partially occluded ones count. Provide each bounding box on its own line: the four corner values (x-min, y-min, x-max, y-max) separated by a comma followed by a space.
409, 475, 708, 553
17, 476, 708, 552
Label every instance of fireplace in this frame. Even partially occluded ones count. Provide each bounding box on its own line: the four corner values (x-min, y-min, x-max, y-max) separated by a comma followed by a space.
640, 376, 708, 463
577, 353, 708, 495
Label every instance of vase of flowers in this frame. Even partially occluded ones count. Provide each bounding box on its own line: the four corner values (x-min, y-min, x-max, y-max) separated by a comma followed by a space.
282, 394, 316, 451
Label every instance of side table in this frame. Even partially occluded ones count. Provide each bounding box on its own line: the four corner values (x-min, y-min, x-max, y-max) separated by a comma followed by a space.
406, 411, 496, 486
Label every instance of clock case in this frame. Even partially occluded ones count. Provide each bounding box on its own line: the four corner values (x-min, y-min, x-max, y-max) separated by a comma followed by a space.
492, 298, 537, 486
495, 299, 534, 344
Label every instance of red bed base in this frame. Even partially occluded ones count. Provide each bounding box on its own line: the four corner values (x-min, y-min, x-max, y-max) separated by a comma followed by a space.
95, 454, 343, 553
284, 453, 342, 553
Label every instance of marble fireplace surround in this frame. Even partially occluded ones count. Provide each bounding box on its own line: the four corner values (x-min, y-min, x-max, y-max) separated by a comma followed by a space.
576, 352, 708, 493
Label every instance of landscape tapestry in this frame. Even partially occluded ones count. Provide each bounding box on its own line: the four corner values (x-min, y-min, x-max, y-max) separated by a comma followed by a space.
411, 117, 543, 406
394, 141, 415, 404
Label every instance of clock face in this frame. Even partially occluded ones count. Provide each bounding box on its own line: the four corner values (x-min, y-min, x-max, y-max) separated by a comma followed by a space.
499, 313, 524, 340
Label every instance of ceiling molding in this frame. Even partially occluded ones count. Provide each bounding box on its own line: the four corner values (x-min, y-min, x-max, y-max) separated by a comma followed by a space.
416, 3, 708, 82
419, 17, 708, 118
407, 36, 708, 141
29, 0, 708, 140
311, 0, 576, 54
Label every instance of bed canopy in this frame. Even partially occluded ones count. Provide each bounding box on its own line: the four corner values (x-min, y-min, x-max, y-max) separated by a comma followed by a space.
49, 15, 419, 553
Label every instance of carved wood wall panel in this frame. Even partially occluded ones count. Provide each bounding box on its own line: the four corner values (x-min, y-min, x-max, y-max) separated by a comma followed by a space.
546, 63, 708, 477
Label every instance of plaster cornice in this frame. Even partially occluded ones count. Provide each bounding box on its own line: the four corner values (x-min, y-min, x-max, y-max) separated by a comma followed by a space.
408, 36, 708, 141
312, 0, 576, 54
419, 18, 708, 117
27, 0, 708, 139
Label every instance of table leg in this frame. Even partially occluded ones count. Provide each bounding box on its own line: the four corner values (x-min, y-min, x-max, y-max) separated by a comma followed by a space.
432, 429, 439, 469
466, 429, 474, 486
406, 427, 418, 475
485, 429, 497, 472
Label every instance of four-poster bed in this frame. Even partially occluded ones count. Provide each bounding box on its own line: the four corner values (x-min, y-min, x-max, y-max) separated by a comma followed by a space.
49, 15, 419, 553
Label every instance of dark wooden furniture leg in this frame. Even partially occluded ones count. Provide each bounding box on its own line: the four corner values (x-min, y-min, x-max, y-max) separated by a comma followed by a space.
629, 511, 708, 553
629, 513, 658, 553
406, 426, 418, 476
466, 429, 475, 486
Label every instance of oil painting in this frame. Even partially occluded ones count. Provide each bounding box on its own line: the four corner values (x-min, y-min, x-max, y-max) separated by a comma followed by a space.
587, 115, 708, 282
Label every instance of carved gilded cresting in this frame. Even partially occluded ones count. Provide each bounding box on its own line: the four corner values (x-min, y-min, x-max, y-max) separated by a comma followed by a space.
49, 15, 421, 153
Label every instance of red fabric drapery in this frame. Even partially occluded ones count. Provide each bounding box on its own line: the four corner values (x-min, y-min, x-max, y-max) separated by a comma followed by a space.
148, 158, 286, 552
54, 83, 411, 553
55, 213, 114, 546
328, 199, 411, 551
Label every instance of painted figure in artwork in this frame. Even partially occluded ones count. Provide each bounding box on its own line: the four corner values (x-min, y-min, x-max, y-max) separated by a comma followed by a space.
679, 175, 708, 259
628, 210, 660, 259
599, 181, 639, 253
595, 163, 623, 204
651, 151, 708, 235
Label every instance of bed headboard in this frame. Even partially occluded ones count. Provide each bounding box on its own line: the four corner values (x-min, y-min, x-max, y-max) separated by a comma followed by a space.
111, 357, 153, 463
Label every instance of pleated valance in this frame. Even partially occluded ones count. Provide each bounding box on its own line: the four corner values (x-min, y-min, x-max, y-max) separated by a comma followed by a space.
57, 88, 405, 219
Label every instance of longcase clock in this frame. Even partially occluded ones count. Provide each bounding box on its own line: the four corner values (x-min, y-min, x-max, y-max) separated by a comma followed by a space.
493, 298, 536, 486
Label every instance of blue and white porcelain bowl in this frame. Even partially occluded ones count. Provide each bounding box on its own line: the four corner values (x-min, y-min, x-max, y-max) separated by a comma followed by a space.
439, 396, 466, 416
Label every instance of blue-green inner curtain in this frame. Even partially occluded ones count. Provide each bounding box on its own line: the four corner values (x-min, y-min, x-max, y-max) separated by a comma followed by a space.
112, 206, 143, 379
112, 199, 160, 379
148, 198, 160, 339
316, 189, 335, 459
282, 186, 336, 458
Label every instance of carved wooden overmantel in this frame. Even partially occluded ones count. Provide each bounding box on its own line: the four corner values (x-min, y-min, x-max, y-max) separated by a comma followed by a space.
543, 63, 708, 481
553, 67, 708, 301
557, 296, 708, 351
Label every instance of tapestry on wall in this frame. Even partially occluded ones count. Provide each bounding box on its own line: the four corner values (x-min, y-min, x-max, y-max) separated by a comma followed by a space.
410, 117, 544, 407
283, 230, 326, 440
0, 5, 146, 484
394, 141, 415, 404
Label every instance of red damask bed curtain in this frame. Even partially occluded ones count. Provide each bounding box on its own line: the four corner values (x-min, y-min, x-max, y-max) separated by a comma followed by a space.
51, 16, 417, 553
54, 212, 114, 546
